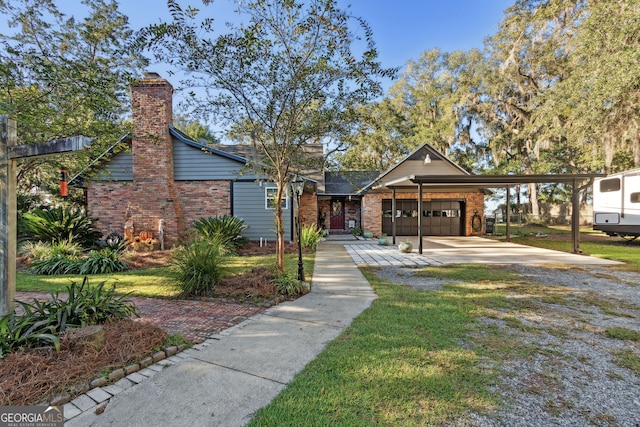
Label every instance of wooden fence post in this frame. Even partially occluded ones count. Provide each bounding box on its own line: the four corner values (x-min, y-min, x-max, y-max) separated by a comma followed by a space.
1, 115, 18, 316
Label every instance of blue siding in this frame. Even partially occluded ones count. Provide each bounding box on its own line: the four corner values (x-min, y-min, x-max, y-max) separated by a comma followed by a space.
93, 152, 133, 181
174, 141, 250, 180
233, 181, 292, 242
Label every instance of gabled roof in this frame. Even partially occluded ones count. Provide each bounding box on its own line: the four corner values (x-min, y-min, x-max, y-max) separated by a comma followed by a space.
168, 125, 247, 164
358, 142, 468, 194
323, 171, 380, 196
69, 134, 130, 187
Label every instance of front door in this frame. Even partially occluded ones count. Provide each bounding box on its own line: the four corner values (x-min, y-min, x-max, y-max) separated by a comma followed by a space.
330, 199, 345, 230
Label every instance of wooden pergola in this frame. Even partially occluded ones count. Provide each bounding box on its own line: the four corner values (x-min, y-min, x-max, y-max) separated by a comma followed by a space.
381, 174, 604, 255
1, 116, 94, 316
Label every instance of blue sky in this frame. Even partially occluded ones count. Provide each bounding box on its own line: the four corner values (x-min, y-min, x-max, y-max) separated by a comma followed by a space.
115, 0, 513, 73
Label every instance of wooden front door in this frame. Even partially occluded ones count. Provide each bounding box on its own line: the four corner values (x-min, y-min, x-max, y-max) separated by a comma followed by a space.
330, 199, 345, 230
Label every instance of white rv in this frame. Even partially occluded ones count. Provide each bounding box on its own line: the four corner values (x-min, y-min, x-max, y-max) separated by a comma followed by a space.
593, 168, 640, 238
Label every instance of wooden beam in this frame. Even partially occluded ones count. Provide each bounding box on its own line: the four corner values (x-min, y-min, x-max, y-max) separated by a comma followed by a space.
1, 116, 17, 316
8, 135, 93, 160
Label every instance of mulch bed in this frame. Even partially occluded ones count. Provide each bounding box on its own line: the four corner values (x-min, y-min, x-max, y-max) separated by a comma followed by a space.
0, 320, 167, 406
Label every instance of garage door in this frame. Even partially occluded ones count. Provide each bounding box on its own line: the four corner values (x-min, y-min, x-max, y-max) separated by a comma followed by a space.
382, 200, 463, 236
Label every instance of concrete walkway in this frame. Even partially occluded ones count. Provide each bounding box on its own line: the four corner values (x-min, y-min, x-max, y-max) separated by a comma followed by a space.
65, 244, 376, 427
337, 236, 622, 267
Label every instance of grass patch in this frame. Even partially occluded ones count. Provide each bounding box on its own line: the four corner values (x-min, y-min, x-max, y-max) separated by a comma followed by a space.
414, 264, 521, 282
16, 268, 176, 298
513, 236, 640, 269
576, 294, 637, 318
248, 268, 502, 426
17, 253, 315, 298
162, 333, 192, 350
611, 349, 640, 376
605, 327, 640, 341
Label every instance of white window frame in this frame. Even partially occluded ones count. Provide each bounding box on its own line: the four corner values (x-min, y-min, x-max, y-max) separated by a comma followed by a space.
265, 187, 288, 210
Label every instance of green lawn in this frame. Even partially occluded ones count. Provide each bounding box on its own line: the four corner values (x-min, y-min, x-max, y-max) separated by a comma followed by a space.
248, 265, 518, 426
16, 252, 315, 298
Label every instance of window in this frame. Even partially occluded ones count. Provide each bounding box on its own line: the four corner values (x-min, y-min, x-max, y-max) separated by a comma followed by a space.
600, 178, 620, 193
442, 209, 460, 217
265, 187, 288, 209
631, 193, 640, 203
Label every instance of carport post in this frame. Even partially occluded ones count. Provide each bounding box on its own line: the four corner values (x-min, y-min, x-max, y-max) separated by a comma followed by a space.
505, 185, 511, 242
418, 182, 423, 254
572, 178, 581, 253
392, 188, 396, 245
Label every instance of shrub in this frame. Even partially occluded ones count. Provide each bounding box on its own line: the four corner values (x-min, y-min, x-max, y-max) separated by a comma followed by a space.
273, 271, 310, 296
170, 239, 226, 298
79, 248, 129, 275
29, 254, 82, 275
350, 227, 363, 236
0, 277, 137, 357
524, 214, 548, 227
0, 309, 60, 358
47, 277, 138, 326
26, 242, 128, 276
19, 240, 83, 260
300, 223, 323, 249
100, 232, 128, 254
19, 206, 102, 248
192, 215, 248, 252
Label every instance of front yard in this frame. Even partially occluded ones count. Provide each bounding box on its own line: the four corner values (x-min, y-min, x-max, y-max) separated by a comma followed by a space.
2, 250, 315, 406
249, 262, 640, 425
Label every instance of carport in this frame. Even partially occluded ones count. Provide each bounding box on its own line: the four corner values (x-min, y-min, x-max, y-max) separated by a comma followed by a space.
383, 174, 604, 255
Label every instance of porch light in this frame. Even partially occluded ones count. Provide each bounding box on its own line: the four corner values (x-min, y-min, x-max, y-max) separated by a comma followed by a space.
291, 175, 305, 196
291, 175, 305, 282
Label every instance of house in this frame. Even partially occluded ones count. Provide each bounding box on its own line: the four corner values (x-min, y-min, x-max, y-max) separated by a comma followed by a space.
82, 73, 486, 246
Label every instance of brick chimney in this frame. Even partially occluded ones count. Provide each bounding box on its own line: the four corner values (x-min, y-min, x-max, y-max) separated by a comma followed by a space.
130, 72, 184, 246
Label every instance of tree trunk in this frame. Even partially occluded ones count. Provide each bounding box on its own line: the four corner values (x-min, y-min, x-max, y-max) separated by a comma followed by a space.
275, 184, 285, 271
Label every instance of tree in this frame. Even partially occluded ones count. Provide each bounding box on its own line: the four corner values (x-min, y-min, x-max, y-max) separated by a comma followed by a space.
536, 0, 640, 173
474, 0, 584, 216
140, 0, 394, 270
334, 99, 408, 171
0, 0, 146, 205
337, 48, 488, 173
174, 115, 219, 144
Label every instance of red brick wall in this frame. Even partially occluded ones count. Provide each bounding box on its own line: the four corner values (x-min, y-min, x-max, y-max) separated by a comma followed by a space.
299, 192, 317, 228
88, 181, 232, 243
362, 191, 486, 237
88, 183, 135, 239
318, 199, 330, 231
176, 181, 231, 228
362, 193, 384, 236
344, 199, 361, 231
125, 74, 184, 246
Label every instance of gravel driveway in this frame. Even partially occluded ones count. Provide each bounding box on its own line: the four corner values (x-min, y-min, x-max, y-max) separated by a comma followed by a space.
374, 264, 640, 426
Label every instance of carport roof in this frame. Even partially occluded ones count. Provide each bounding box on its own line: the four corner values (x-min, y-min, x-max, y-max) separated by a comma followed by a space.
407, 173, 605, 187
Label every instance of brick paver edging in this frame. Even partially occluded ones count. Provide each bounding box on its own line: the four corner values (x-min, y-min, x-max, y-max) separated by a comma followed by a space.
50, 342, 187, 410
60, 319, 250, 422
